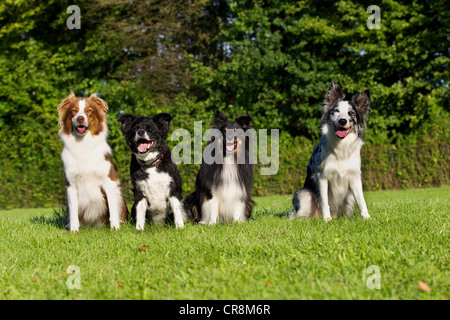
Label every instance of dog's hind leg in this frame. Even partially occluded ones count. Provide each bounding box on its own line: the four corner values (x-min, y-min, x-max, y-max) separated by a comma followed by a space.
245, 199, 254, 220
288, 189, 320, 219
340, 192, 355, 217
183, 192, 198, 222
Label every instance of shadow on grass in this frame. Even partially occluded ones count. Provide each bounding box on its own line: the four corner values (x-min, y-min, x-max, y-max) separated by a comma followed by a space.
30, 208, 68, 229
253, 202, 290, 219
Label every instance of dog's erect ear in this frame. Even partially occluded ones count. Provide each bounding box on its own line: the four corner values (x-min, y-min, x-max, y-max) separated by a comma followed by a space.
88, 93, 108, 112
235, 115, 253, 131
213, 111, 228, 128
153, 113, 172, 132
117, 113, 137, 134
324, 81, 345, 107
322, 81, 345, 123
353, 89, 370, 113
353, 89, 370, 128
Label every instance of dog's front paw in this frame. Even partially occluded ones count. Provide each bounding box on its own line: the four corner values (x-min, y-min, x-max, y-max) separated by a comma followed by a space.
362, 213, 371, 220
135, 223, 145, 231
69, 223, 80, 232
323, 216, 332, 222
175, 221, 185, 229
199, 220, 216, 226
110, 223, 120, 230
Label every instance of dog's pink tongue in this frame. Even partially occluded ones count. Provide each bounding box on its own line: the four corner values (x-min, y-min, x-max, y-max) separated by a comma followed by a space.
335, 128, 350, 138
226, 145, 234, 152
77, 126, 86, 134
138, 143, 150, 153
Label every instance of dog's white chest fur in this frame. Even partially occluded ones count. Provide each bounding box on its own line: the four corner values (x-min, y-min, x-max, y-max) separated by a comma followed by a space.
322, 151, 360, 209
137, 167, 172, 214
62, 132, 111, 178
62, 133, 112, 215
134, 166, 185, 230
201, 164, 247, 224
61, 131, 124, 230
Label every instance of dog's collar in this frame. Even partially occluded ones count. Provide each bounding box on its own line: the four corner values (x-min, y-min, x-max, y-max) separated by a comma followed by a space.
136, 153, 164, 169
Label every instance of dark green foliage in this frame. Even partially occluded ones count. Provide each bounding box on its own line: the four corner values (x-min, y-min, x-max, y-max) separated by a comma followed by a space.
0, 0, 448, 208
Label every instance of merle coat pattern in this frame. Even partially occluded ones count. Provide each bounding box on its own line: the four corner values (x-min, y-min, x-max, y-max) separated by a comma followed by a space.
288, 81, 371, 221
184, 111, 254, 225
118, 113, 188, 230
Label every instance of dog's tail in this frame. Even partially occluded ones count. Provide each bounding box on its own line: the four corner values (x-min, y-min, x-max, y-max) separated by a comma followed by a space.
183, 192, 200, 223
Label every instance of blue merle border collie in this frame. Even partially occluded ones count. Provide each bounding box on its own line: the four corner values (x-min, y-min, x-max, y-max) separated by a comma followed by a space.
118, 113, 188, 230
184, 111, 254, 225
288, 81, 371, 221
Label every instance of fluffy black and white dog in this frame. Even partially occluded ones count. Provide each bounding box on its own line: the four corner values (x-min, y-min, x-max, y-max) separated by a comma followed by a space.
184, 111, 254, 225
118, 113, 188, 230
288, 81, 371, 221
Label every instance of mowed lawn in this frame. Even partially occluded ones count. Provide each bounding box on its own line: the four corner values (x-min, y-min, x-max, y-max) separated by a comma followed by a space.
0, 187, 448, 300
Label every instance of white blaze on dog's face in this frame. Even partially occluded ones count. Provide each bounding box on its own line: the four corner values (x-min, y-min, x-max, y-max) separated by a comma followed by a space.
322, 81, 370, 140
72, 100, 89, 136
329, 101, 357, 139
57, 93, 108, 137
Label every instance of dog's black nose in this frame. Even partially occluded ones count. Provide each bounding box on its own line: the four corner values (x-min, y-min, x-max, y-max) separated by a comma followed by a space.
339, 119, 347, 126
137, 129, 146, 136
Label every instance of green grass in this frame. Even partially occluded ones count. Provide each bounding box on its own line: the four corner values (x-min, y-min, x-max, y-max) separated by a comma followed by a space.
0, 187, 448, 300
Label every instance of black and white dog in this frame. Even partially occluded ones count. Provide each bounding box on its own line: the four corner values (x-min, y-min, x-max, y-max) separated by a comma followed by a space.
184, 111, 254, 225
118, 113, 188, 230
288, 81, 371, 221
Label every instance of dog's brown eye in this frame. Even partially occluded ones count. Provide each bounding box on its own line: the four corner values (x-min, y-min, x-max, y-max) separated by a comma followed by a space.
71, 108, 77, 116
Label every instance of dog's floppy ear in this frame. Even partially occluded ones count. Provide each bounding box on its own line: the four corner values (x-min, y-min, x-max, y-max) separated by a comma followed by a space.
117, 113, 137, 134
353, 89, 370, 128
153, 113, 172, 132
57, 92, 76, 135
213, 110, 228, 128
235, 115, 253, 131
88, 93, 108, 112
57, 92, 76, 114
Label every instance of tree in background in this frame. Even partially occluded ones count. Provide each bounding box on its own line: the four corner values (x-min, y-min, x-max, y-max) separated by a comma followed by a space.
194, 0, 449, 141
0, 0, 448, 208
85, 0, 230, 105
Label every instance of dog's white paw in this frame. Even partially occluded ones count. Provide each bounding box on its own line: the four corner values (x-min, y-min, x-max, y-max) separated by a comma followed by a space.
199, 220, 216, 226
110, 223, 120, 230
323, 216, 332, 222
175, 221, 184, 229
135, 223, 145, 231
362, 213, 371, 220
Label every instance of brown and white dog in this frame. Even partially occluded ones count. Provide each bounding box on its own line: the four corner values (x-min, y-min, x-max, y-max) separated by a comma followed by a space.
57, 93, 127, 231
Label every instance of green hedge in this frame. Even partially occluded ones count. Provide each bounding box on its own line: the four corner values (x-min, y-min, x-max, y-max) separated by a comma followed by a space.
0, 111, 448, 209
